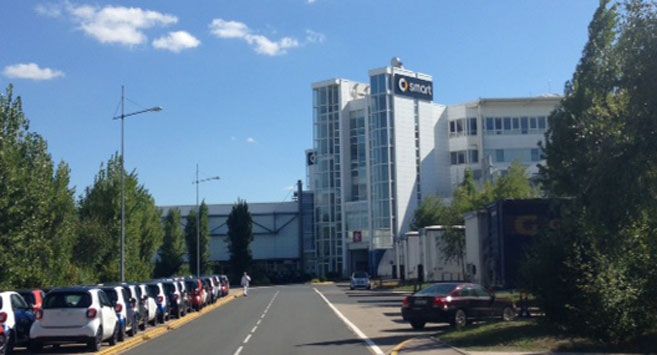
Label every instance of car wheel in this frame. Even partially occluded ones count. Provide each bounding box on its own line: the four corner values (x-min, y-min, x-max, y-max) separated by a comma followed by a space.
87, 326, 102, 352
108, 322, 119, 346
502, 306, 516, 321
27, 341, 43, 353
410, 321, 426, 330
453, 309, 467, 329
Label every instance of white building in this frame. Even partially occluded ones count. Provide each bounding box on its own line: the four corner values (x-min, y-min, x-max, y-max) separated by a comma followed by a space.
308, 58, 561, 278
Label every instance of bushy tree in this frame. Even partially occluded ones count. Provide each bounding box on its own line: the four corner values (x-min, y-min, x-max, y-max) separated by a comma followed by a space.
528, 0, 657, 343
155, 208, 186, 277
0, 85, 78, 289
76, 154, 164, 283
184, 201, 210, 276
226, 199, 253, 280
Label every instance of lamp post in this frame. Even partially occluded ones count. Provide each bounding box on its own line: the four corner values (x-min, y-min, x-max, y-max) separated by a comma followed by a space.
193, 164, 220, 277
113, 85, 162, 283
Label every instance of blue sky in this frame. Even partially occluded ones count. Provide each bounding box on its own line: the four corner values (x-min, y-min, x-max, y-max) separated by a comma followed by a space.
0, 0, 598, 206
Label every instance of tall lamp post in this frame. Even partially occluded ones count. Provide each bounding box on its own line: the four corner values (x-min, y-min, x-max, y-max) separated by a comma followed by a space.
193, 164, 220, 277
113, 85, 162, 282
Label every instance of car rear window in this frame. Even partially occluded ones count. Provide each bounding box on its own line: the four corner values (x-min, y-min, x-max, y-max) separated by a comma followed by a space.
415, 284, 459, 297
45, 292, 92, 308
163, 283, 175, 294
353, 272, 368, 278
101, 289, 119, 304
19, 292, 35, 305
185, 281, 198, 291
146, 285, 160, 297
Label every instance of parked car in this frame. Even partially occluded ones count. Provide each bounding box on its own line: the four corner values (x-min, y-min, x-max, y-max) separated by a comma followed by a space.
401, 282, 516, 330
101, 285, 138, 341
175, 280, 190, 315
184, 279, 206, 311
201, 278, 215, 304
29, 287, 119, 352
146, 282, 169, 323
137, 284, 158, 326
0, 325, 6, 355
203, 277, 219, 303
161, 281, 185, 319
0, 291, 36, 353
125, 284, 147, 331
17, 289, 46, 313
219, 275, 230, 297
350, 271, 371, 290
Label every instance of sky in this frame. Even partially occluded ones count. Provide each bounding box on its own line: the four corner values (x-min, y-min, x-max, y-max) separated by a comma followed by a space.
0, 0, 598, 206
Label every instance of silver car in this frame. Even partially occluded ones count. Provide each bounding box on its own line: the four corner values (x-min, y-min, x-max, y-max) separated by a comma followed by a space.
350, 271, 371, 290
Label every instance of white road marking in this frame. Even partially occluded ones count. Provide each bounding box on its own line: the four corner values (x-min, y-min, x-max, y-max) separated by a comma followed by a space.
256, 319, 261, 325
234, 290, 280, 355
234, 346, 243, 355
251, 326, 258, 333
243, 334, 252, 343
313, 288, 385, 355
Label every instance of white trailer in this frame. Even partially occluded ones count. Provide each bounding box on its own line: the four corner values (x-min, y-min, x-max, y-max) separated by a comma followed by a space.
419, 225, 464, 282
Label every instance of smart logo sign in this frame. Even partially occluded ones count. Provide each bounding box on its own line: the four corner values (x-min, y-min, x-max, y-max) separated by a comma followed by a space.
393, 74, 433, 101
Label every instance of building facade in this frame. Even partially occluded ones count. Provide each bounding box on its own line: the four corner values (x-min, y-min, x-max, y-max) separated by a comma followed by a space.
308, 58, 561, 278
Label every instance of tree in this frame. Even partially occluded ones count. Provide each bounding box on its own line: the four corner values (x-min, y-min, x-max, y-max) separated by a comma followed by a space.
155, 208, 186, 277
184, 201, 210, 276
226, 199, 253, 280
0, 85, 78, 289
528, 0, 657, 342
76, 154, 164, 283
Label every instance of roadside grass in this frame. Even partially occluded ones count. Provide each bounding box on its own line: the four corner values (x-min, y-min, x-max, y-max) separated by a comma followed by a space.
438, 319, 657, 353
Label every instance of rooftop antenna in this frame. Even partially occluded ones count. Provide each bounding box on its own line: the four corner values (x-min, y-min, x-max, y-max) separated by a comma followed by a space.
391, 57, 403, 68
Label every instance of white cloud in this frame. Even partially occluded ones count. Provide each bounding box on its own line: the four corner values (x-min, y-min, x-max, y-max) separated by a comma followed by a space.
305, 30, 325, 44
37, 2, 178, 47
153, 31, 200, 52
3, 63, 65, 81
307, 0, 317, 4
209, 18, 300, 56
246, 137, 257, 144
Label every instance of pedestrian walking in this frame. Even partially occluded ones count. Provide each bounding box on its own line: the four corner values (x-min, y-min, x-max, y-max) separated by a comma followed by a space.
241, 272, 251, 296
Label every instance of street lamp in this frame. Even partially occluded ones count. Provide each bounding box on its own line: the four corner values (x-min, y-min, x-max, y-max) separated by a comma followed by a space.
193, 164, 220, 277
113, 85, 162, 283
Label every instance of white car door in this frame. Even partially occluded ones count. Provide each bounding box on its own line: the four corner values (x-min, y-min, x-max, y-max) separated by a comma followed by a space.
97, 291, 116, 339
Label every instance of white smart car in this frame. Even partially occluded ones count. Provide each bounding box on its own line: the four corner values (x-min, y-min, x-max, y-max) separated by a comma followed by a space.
30, 287, 119, 352
138, 284, 158, 326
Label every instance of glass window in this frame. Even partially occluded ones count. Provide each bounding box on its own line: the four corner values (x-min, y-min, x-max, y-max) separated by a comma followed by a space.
469, 118, 477, 135
531, 148, 540, 161
449, 121, 455, 134
456, 120, 464, 134
530, 117, 537, 129
513, 117, 519, 130
450, 152, 458, 165
415, 283, 459, 296
486, 117, 494, 131
370, 76, 379, 94
496, 149, 505, 162
45, 292, 92, 309
458, 151, 466, 164
521, 117, 529, 133
470, 150, 479, 163
538, 116, 546, 129
503, 117, 511, 131
494, 118, 502, 132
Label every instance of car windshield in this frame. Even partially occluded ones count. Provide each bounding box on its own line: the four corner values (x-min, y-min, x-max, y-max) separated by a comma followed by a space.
146, 285, 160, 298
414, 284, 460, 297
44, 292, 91, 309
353, 272, 368, 278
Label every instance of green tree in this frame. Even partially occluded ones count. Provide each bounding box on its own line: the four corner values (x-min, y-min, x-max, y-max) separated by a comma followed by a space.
184, 201, 210, 276
155, 208, 186, 277
0, 85, 78, 289
226, 199, 253, 279
528, 0, 657, 342
76, 154, 164, 283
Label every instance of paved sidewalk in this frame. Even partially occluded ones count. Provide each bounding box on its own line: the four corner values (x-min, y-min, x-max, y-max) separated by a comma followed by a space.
394, 337, 461, 355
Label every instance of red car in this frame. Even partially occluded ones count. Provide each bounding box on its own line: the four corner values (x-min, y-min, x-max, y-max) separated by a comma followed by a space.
17, 289, 46, 312
184, 279, 207, 311
219, 275, 230, 297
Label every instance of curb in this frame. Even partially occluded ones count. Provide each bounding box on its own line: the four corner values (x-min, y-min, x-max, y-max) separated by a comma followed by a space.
389, 337, 418, 355
99, 292, 244, 355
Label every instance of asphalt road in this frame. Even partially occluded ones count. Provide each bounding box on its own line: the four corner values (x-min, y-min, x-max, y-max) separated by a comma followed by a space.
125, 285, 371, 355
